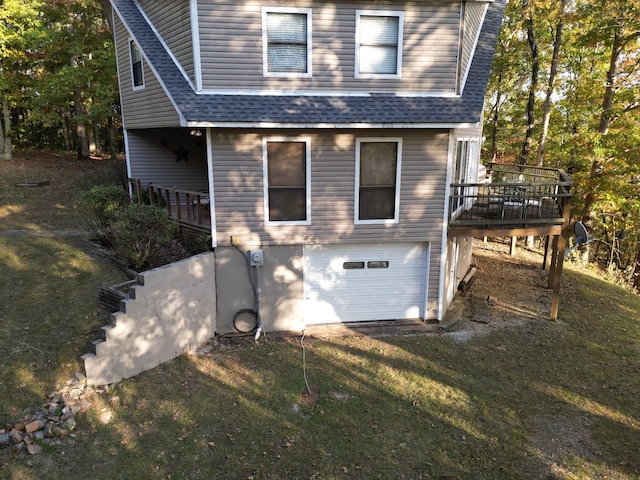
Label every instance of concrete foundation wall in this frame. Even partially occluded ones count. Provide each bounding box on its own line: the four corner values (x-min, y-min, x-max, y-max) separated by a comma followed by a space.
215, 245, 304, 335
82, 252, 217, 385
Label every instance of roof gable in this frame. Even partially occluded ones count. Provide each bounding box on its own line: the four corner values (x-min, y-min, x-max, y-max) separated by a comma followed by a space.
108, 0, 506, 127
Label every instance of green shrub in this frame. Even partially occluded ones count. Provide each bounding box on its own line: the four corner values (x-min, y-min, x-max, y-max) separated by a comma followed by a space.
75, 185, 130, 244
106, 204, 176, 271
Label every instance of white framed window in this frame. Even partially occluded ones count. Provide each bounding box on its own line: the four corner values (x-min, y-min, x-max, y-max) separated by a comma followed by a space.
263, 137, 311, 225
355, 10, 403, 79
451, 138, 480, 214
262, 7, 312, 78
355, 138, 402, 224
129, 39, 145, 90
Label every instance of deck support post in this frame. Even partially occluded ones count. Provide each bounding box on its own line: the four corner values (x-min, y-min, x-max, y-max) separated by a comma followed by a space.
510, 236, 517, 255
542, 235, 551, 269
549, 193, 572, 320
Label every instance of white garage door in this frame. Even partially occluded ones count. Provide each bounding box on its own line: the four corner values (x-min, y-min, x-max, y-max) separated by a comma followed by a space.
303, 243, 428, 324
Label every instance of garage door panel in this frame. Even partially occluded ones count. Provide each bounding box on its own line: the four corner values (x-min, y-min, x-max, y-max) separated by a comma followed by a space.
304, 243, 428, 324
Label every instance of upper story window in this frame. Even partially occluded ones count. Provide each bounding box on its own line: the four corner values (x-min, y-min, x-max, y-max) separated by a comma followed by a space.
262, 7, 312, 78
355, 10, 403, 79
355, 138, 402, 224
129, 40, 144, 89
263, 137, 311, 225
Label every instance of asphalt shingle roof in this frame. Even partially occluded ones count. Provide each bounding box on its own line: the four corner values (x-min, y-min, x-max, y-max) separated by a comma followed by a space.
110, 0, 505, 126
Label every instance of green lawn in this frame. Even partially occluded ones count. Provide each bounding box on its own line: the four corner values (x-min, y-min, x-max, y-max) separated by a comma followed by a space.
1, 152, 639, 479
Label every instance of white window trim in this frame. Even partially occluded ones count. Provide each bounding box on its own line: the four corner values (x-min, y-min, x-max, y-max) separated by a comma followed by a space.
263, 136, 312, 226
451, 137, 481, 216
261, 7, 312, 78
355, 10, 404, 79
128, 38, 145, 91
354, 137, 402, 225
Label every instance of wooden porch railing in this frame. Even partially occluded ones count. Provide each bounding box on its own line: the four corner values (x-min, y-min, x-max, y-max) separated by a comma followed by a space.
127, 179, 211, 231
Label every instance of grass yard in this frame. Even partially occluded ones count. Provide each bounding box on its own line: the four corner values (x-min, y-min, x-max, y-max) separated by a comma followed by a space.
1, 151, 639, 479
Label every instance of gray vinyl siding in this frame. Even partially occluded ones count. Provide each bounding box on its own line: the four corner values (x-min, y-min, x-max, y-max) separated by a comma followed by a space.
459, 1, 487, 89
453, 122, 483, 139
138, 0, 195, 82
211, 129, 448, 246
198, 1, 461, 93
211, 129, 446, 320
127, 129, 209, 191
115, 15, 182, 128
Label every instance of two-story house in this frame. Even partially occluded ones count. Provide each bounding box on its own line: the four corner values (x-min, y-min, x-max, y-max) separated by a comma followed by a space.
98, 0, 508, 336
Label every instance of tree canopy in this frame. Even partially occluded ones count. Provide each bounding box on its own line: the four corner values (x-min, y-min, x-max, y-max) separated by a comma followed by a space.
0, 0, 118, 160
485, 0, 640, 286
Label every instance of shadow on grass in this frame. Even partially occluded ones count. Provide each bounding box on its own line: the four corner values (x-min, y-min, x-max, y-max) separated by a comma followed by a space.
0, 235, 126, 421
2, 247, 639, 479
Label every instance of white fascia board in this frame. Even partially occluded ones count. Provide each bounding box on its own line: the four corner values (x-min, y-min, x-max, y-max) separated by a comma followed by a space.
205, 128, 218, 247
111, 5, 128, 129
437, 133, 457, 321
195, 88, 460, 98
191, 0, 203, 92
187, 122, 479, 129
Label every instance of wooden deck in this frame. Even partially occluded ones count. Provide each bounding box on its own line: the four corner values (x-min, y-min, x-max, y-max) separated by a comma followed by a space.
448, 164, 573, 238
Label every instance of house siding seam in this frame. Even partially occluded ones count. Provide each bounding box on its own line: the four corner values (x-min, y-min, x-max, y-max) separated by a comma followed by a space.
210, 129, 448, 246
137, 0, 195, 82
197, 0, 460, 94
114, 15, 182, 128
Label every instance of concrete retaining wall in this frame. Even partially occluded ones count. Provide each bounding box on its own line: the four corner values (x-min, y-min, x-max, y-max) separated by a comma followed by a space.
81, 252, 217, 385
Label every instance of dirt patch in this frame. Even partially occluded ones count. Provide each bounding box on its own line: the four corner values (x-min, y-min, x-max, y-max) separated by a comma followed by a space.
444, 237, 557, 341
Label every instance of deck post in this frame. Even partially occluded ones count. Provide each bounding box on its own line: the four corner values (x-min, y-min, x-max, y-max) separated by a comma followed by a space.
548, 235, 559, 288
542, 235, 551, 270
549, 192, 572, 320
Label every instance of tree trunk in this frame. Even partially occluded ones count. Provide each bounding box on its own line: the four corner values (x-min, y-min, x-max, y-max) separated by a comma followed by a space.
519, 0, 539, 165
488, 68, 505, 162
0, 60, 12, 160
107, 115, 118, 160
62, 111, 72, 152
0, 91, 12, 162
74, 87, 90, 161
632, 237, 640, 290
581, 27, 622, 224
536, 0, 567, 167
89, 121, 97, 155
71, 55, 90, 160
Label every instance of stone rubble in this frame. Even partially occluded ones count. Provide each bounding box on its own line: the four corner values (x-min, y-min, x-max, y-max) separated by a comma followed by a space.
0, 371, 103, 455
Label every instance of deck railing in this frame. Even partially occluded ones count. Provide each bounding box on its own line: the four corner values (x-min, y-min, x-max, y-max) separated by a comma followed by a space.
449, 164, 573, 230
128, 179, 211, 231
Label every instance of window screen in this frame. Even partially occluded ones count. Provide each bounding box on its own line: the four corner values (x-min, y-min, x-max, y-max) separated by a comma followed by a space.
266, 12, 308, 73
267, 141, 307, 222
358, 141, 398, 220
358, 15, 400, 75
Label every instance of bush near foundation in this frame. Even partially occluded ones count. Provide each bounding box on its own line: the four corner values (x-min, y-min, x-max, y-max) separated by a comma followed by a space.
107, 203, 176, 271
75, 185, 130, 245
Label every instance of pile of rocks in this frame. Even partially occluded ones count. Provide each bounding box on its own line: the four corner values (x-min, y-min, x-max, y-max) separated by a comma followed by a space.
0, 372, 97, 455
